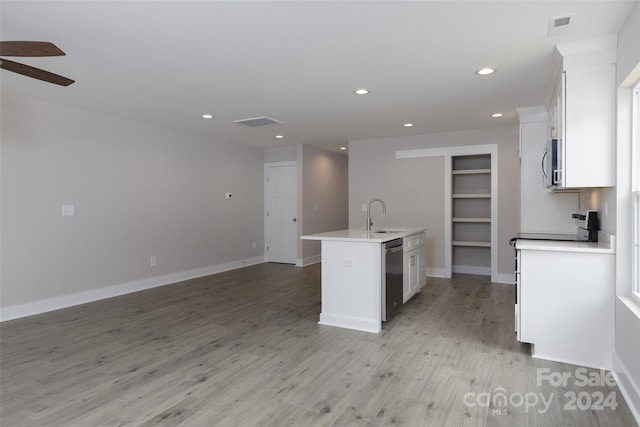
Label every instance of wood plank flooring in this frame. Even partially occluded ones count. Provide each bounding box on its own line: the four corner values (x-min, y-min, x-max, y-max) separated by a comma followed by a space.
1, 263, 637, 426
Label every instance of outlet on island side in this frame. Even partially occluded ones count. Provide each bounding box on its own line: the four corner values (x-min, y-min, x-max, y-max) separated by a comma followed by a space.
342, 257, 355, 268
150, 256, 157, 267
62, 204, 75, 216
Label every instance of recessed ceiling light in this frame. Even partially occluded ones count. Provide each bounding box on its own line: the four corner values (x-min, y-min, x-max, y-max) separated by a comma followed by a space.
403, 123, 414, 127
275, 135, 284, 139
476, 68, 496, 76
201, 114, 214, 119
340, 146, 347, 150
354, 88, 369, 95
491, 113, 504, 118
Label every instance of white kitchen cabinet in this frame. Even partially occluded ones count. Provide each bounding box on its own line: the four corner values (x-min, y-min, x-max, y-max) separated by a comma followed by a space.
403, 232, 426, 303
549, 57, 616, 189
516, 238, 615, 369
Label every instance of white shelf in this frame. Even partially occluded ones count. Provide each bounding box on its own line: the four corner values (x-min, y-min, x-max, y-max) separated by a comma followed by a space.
453, 240, 491, 248
453, 217, 491, 223
451, 153, 493, 278
452, 169, 491, 175
452, 193, 491, 199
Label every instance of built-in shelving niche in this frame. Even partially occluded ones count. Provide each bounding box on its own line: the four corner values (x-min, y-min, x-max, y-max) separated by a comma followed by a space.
452, 154, 491, 276
395, 143, 498, 281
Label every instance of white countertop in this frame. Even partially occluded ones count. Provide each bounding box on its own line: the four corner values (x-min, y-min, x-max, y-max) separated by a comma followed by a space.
515, 232, 615, 254
301, 227, 426, 243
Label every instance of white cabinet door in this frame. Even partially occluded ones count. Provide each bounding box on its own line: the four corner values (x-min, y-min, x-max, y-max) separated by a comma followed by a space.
559, 64, 615, 188
417, 245, 427, 290
403, 251, 416, 303
403, 232, 427, 303
519, 248, 614, 369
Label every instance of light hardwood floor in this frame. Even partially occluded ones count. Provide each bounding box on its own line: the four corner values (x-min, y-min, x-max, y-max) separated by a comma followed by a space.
1, 263, 636, 426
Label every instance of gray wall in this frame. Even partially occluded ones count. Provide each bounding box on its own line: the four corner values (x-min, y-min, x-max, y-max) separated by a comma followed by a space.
1, 96, 265, 311
300, 145, 349, 264
348, 126, 520, 279
264, 145, 297, 163
517, 109, 579, 233
612, 0, 640, 415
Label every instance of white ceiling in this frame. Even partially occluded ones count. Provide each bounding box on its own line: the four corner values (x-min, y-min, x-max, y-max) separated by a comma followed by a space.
1, 1, 637, 152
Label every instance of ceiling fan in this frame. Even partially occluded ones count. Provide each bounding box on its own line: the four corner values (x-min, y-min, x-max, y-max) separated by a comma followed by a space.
0, 41, 74, 86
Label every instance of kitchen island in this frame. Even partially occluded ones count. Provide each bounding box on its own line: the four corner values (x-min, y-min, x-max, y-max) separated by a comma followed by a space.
301, 228, 426, 333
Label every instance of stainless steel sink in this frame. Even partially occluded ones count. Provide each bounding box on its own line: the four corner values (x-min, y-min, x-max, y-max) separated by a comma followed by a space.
372, 229, 403, 234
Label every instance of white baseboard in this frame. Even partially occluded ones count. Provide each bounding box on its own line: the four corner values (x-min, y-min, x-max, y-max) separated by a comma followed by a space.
612, 352, 640, 426
318, 312, 380, 333
426, 267, 513, 284
426, 267, 448, 278
453, 264, 491, 276
492, 273, 516, 284
296, 254, 321, 267
0, 256, 265, 322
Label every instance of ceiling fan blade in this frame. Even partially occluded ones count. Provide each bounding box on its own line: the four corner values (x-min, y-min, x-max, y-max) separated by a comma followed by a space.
0, 41, 65, 57
0, 58, 74, 86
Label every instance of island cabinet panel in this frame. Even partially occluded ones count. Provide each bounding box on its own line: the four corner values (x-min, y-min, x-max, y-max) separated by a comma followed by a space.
403, 232, 427, 303
318, 240, 383, 333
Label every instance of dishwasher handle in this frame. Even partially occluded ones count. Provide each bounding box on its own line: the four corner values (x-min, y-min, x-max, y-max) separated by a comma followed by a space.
386, 245, 404, 254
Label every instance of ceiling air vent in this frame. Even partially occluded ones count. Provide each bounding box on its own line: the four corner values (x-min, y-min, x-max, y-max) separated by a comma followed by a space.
548, 15, 572, 36
233, 116, 282, 127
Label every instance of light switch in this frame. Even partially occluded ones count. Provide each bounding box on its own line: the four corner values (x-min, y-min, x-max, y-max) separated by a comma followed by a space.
62, 205, 74, 217
361, 204, 367, 212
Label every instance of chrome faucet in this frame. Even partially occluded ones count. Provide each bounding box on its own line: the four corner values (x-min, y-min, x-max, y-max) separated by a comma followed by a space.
367, 198, 387, 232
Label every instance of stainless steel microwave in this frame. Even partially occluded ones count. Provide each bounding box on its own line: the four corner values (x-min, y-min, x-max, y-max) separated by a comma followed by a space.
543, 138, 562, 188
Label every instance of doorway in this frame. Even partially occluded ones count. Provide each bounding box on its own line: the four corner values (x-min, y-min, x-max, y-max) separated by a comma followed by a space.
264, 162, 298, 264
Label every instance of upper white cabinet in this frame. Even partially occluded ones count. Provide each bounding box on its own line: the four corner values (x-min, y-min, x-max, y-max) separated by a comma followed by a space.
549, 38, 616, 189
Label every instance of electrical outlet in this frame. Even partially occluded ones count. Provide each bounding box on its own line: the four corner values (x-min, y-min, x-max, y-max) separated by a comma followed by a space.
62, 205, 74, 216
361, 204, 367, 212
342, 257, 355, 268
150, 256, 156, 267
252, 242, 257, 249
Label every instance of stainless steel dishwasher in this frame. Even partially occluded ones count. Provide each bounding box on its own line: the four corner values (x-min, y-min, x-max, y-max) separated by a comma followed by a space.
382, 238, 404, 322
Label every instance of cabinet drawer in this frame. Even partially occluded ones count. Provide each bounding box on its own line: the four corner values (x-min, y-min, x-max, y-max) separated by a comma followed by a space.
403, 233, 425, 250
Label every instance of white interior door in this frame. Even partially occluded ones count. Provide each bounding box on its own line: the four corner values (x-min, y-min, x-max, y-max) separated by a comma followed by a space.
265, 163, 298, 264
